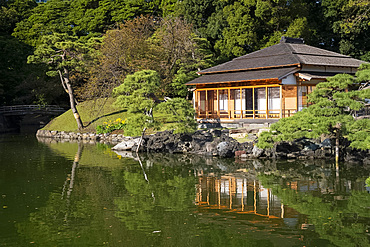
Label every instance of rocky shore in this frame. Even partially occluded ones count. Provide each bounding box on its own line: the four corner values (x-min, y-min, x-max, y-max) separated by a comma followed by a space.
36, 129, 369, 164
36, 129, 127, 144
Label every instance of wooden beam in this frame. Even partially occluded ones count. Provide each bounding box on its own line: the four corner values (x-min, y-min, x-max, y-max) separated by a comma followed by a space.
196, 84, 281, 91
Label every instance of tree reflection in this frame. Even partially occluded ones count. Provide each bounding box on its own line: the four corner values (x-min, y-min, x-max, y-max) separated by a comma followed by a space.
17, 139, 370, 246
258, 165, 370, 247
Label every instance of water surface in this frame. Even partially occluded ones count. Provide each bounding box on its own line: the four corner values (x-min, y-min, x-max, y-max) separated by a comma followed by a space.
0, 134, 369, 246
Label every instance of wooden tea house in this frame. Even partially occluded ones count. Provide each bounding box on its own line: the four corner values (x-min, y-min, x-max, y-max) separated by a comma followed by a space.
186, 37, 365, 126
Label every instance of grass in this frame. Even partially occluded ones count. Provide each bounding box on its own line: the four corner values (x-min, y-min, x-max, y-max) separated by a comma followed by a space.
43, 97, 182, 134
233, 136, 255, 143
43, 98, 127, 132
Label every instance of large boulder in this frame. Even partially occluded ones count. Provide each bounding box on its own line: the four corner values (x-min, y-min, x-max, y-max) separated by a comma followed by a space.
112, 138, 140, 151
252, 145, 264, 158
217, 142, 234, 158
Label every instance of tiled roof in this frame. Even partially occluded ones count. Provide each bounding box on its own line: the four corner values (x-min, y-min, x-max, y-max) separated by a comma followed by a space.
198, 40, 364, 75
185, 67, 298, 85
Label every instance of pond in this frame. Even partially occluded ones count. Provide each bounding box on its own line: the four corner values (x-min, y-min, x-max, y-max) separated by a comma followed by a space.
0, 134, 369, 247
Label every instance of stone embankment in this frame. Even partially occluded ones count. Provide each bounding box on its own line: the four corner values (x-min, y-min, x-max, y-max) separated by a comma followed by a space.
37, 129, 369, 164
111, 130, 369, 164
36, 129, 128, 144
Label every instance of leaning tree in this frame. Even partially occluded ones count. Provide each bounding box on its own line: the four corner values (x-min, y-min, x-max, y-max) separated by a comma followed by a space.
28, 33, 100, 130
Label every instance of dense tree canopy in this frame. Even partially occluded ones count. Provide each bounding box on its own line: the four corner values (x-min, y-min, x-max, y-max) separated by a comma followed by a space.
1, 0, 369, 109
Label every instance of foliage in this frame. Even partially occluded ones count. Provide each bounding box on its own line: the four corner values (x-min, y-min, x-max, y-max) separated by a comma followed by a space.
366, 177, 370, 187
113, 70, 196, 136
258, 66, 370, 150
113, 70, 160, 113
113, 70, 161, 136
13, 0, 73, 47
259, 173, 370, 247
214, 0, 316, 59
96, 117, 126, 134
89, 15, 206, 100
3, 0, 370, 110
323, 0, 370, 61
156, 98, 196, 134
28, 33, 100, 80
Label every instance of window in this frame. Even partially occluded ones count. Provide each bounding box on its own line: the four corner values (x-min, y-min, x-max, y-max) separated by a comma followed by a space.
219, 90, 228, 111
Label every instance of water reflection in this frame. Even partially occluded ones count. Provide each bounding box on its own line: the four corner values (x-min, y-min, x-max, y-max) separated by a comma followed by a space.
6, 138, 369, 246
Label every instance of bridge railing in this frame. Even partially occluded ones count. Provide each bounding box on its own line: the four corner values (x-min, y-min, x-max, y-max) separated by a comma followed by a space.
0, 105, 66, 114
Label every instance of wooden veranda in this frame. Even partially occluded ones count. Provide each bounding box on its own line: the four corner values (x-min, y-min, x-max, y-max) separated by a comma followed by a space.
193, 82, 315, 121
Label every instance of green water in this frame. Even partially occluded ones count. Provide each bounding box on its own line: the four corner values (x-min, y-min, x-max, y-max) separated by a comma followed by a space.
0, 134, 369, 247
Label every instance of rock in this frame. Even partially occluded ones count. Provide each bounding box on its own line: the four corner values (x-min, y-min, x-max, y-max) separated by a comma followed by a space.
320, 138, 333, 148
235, 150, 246, 157
210, 129, 222, 137
205, 142, 217, 155
252, 145, 264, 158
217, 142, 234, 158
112, 138, 141, 151
275, 142, 300, 153
240, 153, 248, 159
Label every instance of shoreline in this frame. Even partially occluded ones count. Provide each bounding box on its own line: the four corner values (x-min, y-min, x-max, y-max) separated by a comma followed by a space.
36, 129, 370, 164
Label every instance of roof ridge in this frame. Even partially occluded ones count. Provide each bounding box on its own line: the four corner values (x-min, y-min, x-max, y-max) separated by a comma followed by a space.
283, 43, 303, 64
292, 52, 350, 58
234, 52, 291, 60
199, 64, 299, 75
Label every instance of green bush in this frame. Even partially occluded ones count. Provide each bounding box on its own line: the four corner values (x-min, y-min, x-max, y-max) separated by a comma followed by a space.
96, 118, 126, 134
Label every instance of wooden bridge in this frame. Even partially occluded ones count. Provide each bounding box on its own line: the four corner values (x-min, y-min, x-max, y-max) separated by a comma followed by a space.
0, 105, 66, 116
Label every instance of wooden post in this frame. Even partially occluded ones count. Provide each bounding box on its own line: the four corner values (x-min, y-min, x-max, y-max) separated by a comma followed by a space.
195, 90, 198, 118
217, 89, 219, 117
228, 88, 231, 119
266, 86, 268, 119
240, 88, 243, 119
205, 89, 208, 118
280, 85, 283, 118
253, 88, 255, 119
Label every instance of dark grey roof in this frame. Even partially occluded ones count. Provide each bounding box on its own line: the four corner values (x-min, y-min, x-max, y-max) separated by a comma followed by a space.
186, 67, 298, 85
199, 42, 364, 75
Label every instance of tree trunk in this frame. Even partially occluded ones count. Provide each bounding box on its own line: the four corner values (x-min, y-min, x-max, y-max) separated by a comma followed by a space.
136, 127, 147, 154
59, 68, 83, 130
66, 81, 83, 130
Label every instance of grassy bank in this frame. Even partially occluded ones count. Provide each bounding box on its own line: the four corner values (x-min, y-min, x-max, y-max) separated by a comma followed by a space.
43, 98, 127, 132
42, 98, 181, 133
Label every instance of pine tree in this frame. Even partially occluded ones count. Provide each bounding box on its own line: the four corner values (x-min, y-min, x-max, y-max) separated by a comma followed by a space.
258, 65, 370, 154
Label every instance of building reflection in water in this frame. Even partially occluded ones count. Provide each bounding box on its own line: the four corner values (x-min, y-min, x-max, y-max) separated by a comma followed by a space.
196, 174, 287, 218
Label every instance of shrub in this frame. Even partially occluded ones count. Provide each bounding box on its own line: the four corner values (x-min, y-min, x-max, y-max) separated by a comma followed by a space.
96, 118, 126, 134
